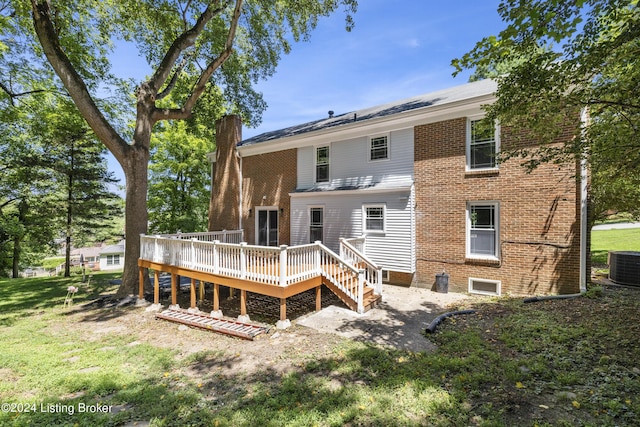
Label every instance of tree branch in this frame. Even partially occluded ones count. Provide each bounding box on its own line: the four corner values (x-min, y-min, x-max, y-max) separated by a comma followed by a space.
30, 0, 130, 164
148, 0, 232, 96
0, 81, 48, 105
586, 98, 640, 110
156, 56, 189, 101
153, 0, 243, 122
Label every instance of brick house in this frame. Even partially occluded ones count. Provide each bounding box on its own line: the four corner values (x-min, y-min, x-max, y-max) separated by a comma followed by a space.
208, 79, 589, 296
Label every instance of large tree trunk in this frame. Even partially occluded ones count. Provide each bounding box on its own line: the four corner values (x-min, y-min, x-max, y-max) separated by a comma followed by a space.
117, 144, 150, 297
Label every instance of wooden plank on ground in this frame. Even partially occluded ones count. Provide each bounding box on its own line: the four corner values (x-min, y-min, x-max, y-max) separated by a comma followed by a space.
156, 309, 270, 340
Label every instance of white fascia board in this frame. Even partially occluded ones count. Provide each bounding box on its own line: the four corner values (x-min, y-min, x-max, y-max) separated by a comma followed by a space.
238, 94, 496, 157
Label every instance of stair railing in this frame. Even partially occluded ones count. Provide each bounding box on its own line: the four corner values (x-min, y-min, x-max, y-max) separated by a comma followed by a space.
340, 237, 383, 295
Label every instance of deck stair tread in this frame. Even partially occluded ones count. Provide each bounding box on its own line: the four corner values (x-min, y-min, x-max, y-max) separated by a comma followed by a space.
156, 309, 270, 340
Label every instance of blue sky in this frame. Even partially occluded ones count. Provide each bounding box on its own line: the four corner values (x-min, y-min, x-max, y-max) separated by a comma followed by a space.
108, 0, 505, 183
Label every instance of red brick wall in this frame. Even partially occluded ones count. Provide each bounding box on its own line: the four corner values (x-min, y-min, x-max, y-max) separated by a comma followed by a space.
414, 117, 583, 295
241, 149, 297, 245
209, 115, 242, 232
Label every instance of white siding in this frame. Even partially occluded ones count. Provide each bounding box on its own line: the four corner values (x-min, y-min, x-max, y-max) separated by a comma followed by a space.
297, 146, 314, 187
296, 128, 414, 190
290, 188, 414, 273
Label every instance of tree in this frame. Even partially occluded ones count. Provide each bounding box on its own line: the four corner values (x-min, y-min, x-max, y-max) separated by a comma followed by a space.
40, 97, 122, 277
148, 120, 213, 234
0, 110, 61, 277
148, 81, 223, 234
7, 0, 357, 296
453, 0, 640, 222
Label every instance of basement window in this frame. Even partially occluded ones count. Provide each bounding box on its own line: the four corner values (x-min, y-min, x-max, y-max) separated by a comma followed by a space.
468, 278, 501, 296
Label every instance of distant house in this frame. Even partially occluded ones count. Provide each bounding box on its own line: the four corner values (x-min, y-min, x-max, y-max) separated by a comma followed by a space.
70, 246, 102, 270
208, 79, 589, 296
99, 241, 125, 271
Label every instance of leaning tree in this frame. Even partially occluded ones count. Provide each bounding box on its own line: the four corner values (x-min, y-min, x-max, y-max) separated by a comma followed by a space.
7, 0, 357, 296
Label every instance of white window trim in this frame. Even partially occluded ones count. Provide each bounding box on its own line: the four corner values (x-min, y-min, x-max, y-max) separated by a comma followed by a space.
465, 115, 500, 172
308, 205, 325, 243
468, 277, 502, 296
362, 203, 386, 234
314, 145, 330, 183
466, 201, 500, 260
368, 133, 390, 162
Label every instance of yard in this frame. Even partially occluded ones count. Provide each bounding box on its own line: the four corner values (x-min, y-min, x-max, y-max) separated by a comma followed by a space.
1, 267, 639, 426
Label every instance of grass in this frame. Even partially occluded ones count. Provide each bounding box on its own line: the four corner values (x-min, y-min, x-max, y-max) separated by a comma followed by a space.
1, 273, 640, 425
591, 227, 640, 265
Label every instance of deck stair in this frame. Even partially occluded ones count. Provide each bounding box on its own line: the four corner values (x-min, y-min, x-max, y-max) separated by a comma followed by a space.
322, 266, 381, 313
156, 309, 270, 340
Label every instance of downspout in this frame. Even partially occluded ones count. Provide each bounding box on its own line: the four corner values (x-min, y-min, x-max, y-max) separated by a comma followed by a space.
579, 107, 589, 293
526, 107, 590, 302
237, 151, 243, 231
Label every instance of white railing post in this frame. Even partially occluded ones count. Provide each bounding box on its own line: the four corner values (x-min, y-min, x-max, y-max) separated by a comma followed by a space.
240, 242, 247, 279
191, 238, 197, 269
339, 238, 345, 258
279, 245, 288, 286
314, 241, 322, 274
154, 235, 160, 263
357, 269, 365, 313
376, 267, 383, 294
139, 234, 145, 259
212, 240, 220, 274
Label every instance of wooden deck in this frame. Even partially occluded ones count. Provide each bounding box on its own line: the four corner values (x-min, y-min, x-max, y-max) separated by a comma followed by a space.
138, 232, 383, 326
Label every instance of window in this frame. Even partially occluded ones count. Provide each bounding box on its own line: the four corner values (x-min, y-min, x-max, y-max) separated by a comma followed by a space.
315, 146, 329, 183
309, 207, 324, 243
369, 135, 389, 161
469, 278, 501, 296
467, 117, 498, 170
363, 204, 385, 233
106, 254, 120, 266
467, 202, 499, 259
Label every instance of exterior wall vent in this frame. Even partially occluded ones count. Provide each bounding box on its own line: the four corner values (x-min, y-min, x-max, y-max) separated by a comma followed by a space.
609, 251, 640, 286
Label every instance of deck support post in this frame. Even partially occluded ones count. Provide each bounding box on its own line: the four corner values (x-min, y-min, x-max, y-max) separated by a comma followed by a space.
240, 290, 247, 315
189, 278, 196, 310
237, 289, 250, 322
154, 270, 160, 304
315, 285, 322, 311
138, 267, 144, 300
276, 297, 291, 329
211, 283, 222, 318
198, 280, 204, 303
280, 298, 286, 320
169, 273, 179, 309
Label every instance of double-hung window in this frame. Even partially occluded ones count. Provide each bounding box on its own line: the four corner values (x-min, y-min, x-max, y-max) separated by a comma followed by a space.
107, 254, 120, 266
363, 204, 385, 233
315, 146, 329, 183
369, 135, 389, 161
467, 117, 499, 170
467, 202, 499, 259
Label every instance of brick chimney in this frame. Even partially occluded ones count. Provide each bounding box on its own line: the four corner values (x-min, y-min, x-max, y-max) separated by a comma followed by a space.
208, 115, 242, 232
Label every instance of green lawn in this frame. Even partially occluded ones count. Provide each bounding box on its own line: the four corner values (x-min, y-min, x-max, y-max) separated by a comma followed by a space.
1, 271, 640, 426
591, 227, 640, 265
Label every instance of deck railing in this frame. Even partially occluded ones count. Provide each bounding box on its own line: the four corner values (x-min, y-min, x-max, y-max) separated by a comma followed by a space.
157, 230, 244, 244
340, 237, 383, 295
140, 233, 373, 313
